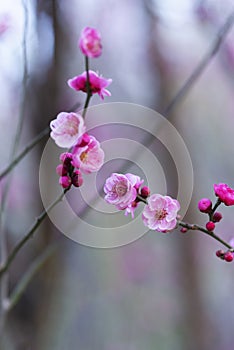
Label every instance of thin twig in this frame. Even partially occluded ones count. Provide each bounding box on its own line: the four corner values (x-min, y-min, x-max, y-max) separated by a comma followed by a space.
0, 126, 49, 180
6, 244, 57, 311
0, 0, 29, 327
209, 198, 221, 221
178, 221, 234, 250
138, 196, 233, 250
82, 55, 92, 119
163, 10, 234, 116
0, 190, 66, 279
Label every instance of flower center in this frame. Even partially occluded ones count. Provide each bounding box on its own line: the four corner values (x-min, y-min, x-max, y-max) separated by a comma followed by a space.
85, 38, 100, 52
115, 182, 127, 197
155, 208, 167, 220
66, 119, 78, 136
80, 151, 88, 163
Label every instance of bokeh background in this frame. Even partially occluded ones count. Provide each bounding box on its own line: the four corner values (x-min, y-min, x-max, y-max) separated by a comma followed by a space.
1, 0, 234, 349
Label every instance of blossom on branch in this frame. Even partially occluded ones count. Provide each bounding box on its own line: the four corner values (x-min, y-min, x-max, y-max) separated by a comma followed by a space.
104, 173, 143, 210
57, 152, 83, 190
214, 183, 234, 206
72, 135, 104, 174
198, 198, 212, 213
59, 175, 72, 189
50, 112, 85, 148
142, 194, 180, 232
68, 70, 112, 100
79, 27, 102, 58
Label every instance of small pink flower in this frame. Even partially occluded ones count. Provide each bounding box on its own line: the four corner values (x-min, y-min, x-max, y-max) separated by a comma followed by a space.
71, 170, 83, 187
79, 27, 102, 58
140, 186, 150, 198
216, 250, 225, 258
68, 70, 112, 100
72, 135, 104, 174
142, 194, 180, 232
57, 152, 84, 189
224, 251, 234, 262
59, 175, 72, 189
213, 212, 222, 222
56, 164, 67, 176
214, 183, 234, 206
198, 198, 212, 213
104, 173, 141, 210
206, 221, 215, 231
50, 112, 85, 148
59, 152, 73, 164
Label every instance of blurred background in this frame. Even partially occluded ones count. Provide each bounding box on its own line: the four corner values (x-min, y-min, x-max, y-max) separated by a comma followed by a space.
1, 0, 234, 349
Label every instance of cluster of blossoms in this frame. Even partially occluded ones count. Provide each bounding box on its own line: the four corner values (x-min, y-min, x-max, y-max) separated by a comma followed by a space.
49, 27, 110, 188
50, 113, 105, 189
104, 173, 180, 232
104, 176, 234, 261
197, 183, 234, 262
48, 25, 234, 264
68, 27, 112, 100
56, 152, 83, 189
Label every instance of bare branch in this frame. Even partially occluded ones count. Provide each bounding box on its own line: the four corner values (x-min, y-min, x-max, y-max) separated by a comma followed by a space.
164, 10, 234, 115
6, 244, 57, 311
0, 190, 66, 279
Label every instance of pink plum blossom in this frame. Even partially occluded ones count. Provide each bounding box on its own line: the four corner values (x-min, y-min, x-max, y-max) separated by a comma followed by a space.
206, 221, 215, 231
59, 175, 72, 189
198, 198, 212, 213
57, 152, 84, 189
79, 27, 102, 58
56, 164, 67, 176
212, 212, 222, 222
50, 112, 85, 148
71, 170, 83, 187
59, 152, 73, 163
214, 183, 234, 206
72, 135, 104, 174
140, 186, 150, 198
142, 194, 180, 232
104, 173, 143, 210
68, 70, 112, 100
57, 152, 74, 178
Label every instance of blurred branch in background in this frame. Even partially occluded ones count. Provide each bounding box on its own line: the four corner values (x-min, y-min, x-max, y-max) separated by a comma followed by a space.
0, 0, 71, 345
164, 8, 234, 115
0, 190, 66, 280
144, 0, 234, 117
0, 0, 29, 333
6, 243, 57, 311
